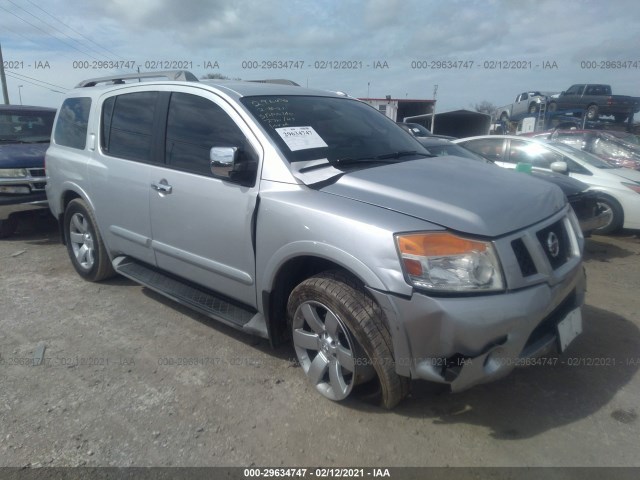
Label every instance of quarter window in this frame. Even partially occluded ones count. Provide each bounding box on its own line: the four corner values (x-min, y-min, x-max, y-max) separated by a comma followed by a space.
101, 92, 158, 162
54, 97, 91, 149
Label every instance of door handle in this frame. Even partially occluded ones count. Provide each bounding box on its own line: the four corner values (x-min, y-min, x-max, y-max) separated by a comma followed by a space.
151, 180, 173, 194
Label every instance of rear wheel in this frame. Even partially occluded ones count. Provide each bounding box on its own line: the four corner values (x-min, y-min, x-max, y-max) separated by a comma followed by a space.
614, 114, 628, 124
64, 199, 115, 281
593, 195, 624, 235
547, 102, 557, 112
288, 271, 409, 408
528, 103, 537, 114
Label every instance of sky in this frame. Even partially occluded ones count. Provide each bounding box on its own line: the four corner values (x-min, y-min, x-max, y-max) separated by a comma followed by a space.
1, 0, 640, 114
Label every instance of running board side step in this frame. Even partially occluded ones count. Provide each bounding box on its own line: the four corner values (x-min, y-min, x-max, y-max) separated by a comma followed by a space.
112, 256, 268, 338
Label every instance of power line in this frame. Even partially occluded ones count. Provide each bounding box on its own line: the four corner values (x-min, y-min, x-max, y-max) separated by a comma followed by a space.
1, 22, 80, 63
24, 0, 127, 61
5, 70, 68, 91
0, 4, 103, 61
6, 0, 118, 62
5, 71, 66, 94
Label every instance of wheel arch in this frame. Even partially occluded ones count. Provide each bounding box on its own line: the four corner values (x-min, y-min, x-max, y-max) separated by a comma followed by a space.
56, 185, 95, 245
261, 247, 387, 347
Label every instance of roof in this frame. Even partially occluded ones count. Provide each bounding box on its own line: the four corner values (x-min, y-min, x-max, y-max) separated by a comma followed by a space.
70, 69, 341, 100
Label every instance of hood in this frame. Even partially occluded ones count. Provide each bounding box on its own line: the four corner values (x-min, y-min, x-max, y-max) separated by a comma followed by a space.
320, 157, 566, 237
528, 170, 589, 196
0, 142, 49, 168
608, 167, 640, 183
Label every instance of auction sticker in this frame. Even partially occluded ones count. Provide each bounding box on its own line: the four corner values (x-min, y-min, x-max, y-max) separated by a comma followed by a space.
275, 126, 328, 151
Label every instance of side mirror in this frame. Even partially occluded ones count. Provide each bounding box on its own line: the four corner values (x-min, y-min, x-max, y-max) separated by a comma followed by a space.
210, 147, 238, 178
550, 161, 568, 174
210, 146, 257, 186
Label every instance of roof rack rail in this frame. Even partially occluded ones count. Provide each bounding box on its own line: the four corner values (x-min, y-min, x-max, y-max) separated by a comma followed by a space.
247, 79, 300, 86
76, 70, 199, 88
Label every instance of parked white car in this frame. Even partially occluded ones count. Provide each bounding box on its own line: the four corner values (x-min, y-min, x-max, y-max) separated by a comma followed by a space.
454, 135, 640, 234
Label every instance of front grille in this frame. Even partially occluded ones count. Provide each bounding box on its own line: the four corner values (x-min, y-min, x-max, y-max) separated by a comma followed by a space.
512, 238, 537, 277
524, 290, 576, 351
23, 168, 47, 192
536, 220, 570, 270
27, 168, 46, 178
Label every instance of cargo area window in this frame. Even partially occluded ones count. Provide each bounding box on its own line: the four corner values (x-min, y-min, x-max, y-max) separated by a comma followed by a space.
53, 97, 90, 149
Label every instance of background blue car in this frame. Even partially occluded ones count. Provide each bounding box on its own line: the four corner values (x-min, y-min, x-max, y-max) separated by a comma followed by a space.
0, 105, 56, 238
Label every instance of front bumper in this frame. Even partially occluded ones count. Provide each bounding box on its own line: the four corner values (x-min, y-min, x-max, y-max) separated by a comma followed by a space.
369, 261, 586, 392
0, 192, 49, 220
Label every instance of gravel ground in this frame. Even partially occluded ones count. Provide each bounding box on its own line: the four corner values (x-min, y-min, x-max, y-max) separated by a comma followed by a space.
1, 211, 639, 468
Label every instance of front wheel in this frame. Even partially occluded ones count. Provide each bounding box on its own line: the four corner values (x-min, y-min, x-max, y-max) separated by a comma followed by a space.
586, 104, 599, 121
64, 198, 115, 281
288, 271, 409, 408
593, 195, 624, 235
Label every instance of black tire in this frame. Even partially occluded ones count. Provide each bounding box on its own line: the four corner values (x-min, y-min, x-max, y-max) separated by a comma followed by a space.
586, 104, 599, 121
547, 102, 557, 112
63, 198, 115, 281
528, 103, 537, 114
614, 114, 628, 124
593, 195, 624, 235
0, 216, 19, 239
287, 271, 409, 409
499, 113, 508, 123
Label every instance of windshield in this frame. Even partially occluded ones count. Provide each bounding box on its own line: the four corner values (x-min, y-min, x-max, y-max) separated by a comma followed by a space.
550, 141, 617, 168
0, 110, 55, 143
423, 142, 490, 162
401, 123, 432, 137
241, 95, 428, 166
595, 136, 640, 160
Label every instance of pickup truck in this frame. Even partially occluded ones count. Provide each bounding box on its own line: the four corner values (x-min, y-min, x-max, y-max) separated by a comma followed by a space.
547, 84, 640, 122
496, 92, 547, 122
0, 105, 56, 237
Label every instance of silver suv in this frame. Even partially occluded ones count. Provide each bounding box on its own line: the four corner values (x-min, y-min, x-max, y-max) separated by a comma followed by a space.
46, 71, 586, 408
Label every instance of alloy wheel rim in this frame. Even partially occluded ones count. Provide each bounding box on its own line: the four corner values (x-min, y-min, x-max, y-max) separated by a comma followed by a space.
69, 213, 95, 270
292, 300, 357, 401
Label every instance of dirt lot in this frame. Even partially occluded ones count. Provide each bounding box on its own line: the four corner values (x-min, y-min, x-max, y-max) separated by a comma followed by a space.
1, 212, 639, 468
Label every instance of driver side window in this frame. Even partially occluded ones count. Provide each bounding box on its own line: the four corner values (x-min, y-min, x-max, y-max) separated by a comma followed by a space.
509, 140, 562, 169
165, 93, 257, 179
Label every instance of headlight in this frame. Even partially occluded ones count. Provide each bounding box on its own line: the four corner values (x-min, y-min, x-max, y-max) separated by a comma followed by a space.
396, 232, 504, 293
0, 168, 28, 178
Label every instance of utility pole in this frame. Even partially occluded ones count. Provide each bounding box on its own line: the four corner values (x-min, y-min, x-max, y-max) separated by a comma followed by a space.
0, 43, 10, 104
431, 84, 438, 133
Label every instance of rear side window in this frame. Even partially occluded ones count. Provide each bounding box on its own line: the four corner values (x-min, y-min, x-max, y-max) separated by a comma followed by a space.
101, 92, 158, 162
54, 97, 91, 149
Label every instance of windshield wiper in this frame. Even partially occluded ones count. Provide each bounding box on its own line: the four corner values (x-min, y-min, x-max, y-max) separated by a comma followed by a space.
336, 151, 431, 165
376, 150, 433, 160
